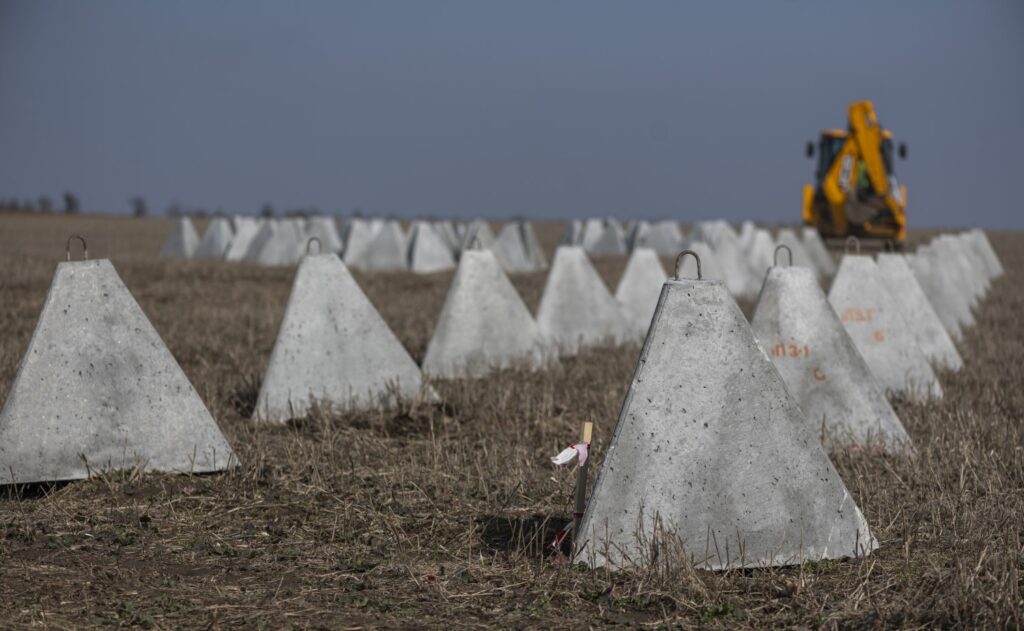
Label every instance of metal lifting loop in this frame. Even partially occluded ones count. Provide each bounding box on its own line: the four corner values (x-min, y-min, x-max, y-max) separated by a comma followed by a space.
66, 234, 88, 261
845, 235, 861, 255
306, 237, 322, 255
674, 249, 702, 280
774, 244, 793, 267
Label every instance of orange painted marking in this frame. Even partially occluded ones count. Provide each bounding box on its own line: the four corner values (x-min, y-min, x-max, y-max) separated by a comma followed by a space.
813, 367, 826, 381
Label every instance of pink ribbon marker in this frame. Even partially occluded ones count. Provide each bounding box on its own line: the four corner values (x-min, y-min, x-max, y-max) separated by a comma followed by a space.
551, 442, 589, 467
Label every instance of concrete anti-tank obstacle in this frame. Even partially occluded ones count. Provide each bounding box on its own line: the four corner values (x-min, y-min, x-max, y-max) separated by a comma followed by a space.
967, 229, 1003, 278
828, 252, 942, 402
194, 217, 234, 259
628, 220, 683, 257
250, 220, 301, 266
536, 246, 631, 355
304, 216, 344, 254
583, 219, 627, 255
614, 247, 668, 339
877, 253, 963, 372
905, 251, 966, 342
802, 227, 837, 277
559, 220, 584, 246
491, 221, 536, 273
521, 221, 548, 270
341, 218, 381, 268
0, 238, 238, 483
457, 220, 495, 257
738, 220, 756, 250
407, 221, 456, 274
224, 218, 261, 262
352, 220, 408, 272
745, 228, 776, 282
577, 250, 875, 570
751, 247, 912, 451
921, 241, 980, 319
709, 234, 759, 301
951, 233, 992, 297
422, 248, 548, 378
160, 217, 200, 258
935, 235, 986, 304
253, 251, 425, 421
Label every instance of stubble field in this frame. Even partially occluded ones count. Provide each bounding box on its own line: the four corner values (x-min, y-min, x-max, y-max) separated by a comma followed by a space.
0, 213, 1021, 629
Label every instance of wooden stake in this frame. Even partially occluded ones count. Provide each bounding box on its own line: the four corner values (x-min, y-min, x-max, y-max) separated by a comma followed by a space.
571, 421, 593, 553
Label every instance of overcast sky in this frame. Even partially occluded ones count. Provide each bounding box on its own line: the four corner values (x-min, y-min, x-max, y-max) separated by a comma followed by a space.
1, 1, 1021, 228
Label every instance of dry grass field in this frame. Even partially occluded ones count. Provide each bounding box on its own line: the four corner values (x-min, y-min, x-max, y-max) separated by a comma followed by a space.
0, 213, 1021, 629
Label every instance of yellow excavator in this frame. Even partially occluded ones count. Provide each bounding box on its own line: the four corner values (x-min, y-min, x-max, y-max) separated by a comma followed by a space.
802, 100, 908, 247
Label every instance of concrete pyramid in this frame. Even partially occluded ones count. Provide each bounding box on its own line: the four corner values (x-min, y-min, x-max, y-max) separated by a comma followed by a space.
776, 229, 820, 280
738, 220, 756, 250
341, 218, 381, 268
246, 221, 299, 266
352, 220, 407, 272
408, 221, 456, 274
520, 221, 548, 269
458, 220, 495, 255
905, 251, 966, 342
583, 219, 627, 255
628, 220, 682, 256
751, 265, 911, 450
578, 271, 875, 569
254, 254, 424, 421
304, 216, 343, 254
433, 220, 461, 253
802, 227, 837, 277
690, 219, 737, 248
559, 220, 584, 246
0, 259, 237, 483
422, 248, 546, 378
614, 247, 668, 339
746, 229, 776, 282
877, 253, 963, 372
194, 217, 234, 259
935, 236, 985, 306
967, 229, 1003, 278
711, 235, 759, 300
828, 255, 942, 401
491, 222, 536, 273
160, 217, 200, 258
536, 246, 631, 354
918, 242, 978, 324
224, 218, 261, 262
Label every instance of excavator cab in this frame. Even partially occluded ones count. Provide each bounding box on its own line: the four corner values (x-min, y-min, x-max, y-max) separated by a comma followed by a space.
802, 101, 908, 247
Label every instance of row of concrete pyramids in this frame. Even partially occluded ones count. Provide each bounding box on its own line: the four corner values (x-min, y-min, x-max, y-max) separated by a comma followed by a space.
576, 230, 1003, 570
0, 226, 1002, 573
160, 216, 548, 274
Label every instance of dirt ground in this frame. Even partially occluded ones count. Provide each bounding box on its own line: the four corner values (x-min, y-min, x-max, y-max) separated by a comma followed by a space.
0, 213, 1021, 629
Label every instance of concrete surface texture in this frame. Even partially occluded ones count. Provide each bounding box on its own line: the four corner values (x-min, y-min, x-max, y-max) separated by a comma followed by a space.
559, 220, 584, 246
224, 218, 261, 262
341, 218, 382, 268
520, 221, 548, 270
738, 220, 756, 250
407, 221, 456, 274
627, 220, 682, 257
253, 254, 424, 421
304, 216, 344, 254
491, 222, 537, 273
252, 221, 301, 267
577, 277, 875, 570
0, 259, 237, 484
905, 251, 966, 342
159, 217, 199, 258
917, 243, 979, 325
536, 246, 631, 354
194, 217, 234, 259
828, 255, 943, 402
457, 220, 495, 256
614, 247, 668, 339
751, 266, 912, 451
431, 220, 460, 253
876, 253, 963, 372
802, 227, 838, 277
352, 220, 407, 272
968, 229, 1004, 277
745, 229, 776, 284
936, 236, 988, 303
422, 249, 547, 378
583, 219, 627, 255
709, 234, 758, 301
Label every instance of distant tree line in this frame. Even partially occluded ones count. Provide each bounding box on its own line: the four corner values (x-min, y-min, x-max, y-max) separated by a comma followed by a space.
0, 194, 339, 218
